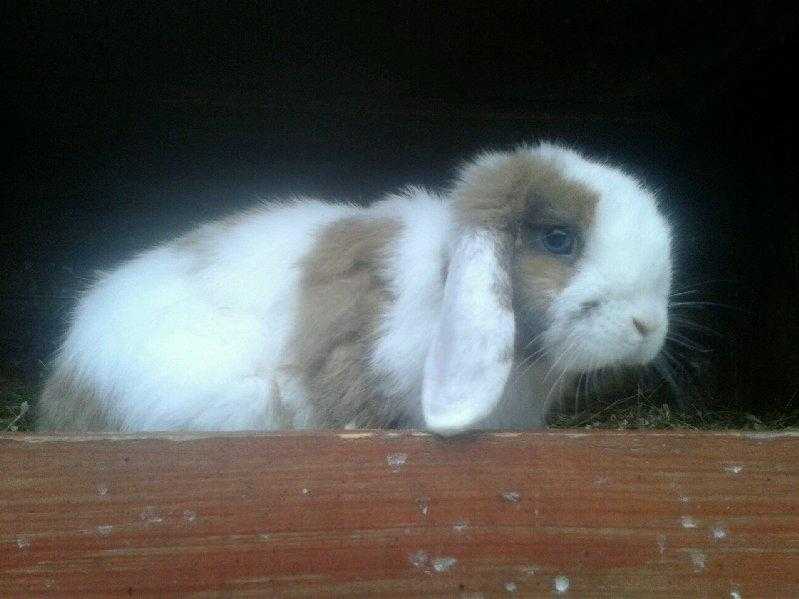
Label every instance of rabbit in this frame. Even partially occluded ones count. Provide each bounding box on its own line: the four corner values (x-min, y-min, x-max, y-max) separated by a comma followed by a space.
37, 142, 672, 434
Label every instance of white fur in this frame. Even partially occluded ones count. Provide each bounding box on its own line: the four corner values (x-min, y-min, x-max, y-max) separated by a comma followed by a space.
56, 200, 360, 430
45, 142, 672, 432
367, 188, 452, 424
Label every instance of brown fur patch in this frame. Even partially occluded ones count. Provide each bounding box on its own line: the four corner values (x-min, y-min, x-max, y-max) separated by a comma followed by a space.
491, 231, 515, 312
513, 254, 574, 313
454, 150, 597, 233
36, 366, 124, 431
290, 217, 403, 428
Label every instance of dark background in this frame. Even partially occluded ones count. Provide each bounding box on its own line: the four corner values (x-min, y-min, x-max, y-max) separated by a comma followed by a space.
3, 2, 798, 414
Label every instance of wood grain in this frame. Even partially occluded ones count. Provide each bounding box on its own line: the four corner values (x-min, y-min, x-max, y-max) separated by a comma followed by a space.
1, 430, 797, 597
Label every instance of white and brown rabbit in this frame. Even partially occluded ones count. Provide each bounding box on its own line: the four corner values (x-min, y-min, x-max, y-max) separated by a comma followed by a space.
37, 142, 672, 434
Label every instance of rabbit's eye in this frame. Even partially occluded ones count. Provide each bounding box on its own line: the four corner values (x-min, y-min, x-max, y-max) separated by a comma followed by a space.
541, 227, 575, 255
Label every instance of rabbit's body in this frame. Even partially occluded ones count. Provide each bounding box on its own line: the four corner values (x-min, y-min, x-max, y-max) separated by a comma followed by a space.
39, 192, 471, 430
38, 143, 672, 433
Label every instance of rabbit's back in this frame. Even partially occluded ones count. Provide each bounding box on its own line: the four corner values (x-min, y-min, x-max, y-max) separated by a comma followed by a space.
38, 199, 360, 431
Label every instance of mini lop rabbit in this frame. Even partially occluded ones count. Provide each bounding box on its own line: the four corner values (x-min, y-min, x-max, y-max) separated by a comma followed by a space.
38, 143, 672, 434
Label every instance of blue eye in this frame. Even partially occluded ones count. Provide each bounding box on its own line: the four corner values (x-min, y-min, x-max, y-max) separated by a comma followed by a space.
542, 227, 574, 255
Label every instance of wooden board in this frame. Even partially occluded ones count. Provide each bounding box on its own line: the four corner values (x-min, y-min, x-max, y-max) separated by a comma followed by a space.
1, 430, 797, 597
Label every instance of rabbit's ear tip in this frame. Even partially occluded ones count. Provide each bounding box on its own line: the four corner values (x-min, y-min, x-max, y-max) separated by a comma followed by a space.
423, 405, 483, 435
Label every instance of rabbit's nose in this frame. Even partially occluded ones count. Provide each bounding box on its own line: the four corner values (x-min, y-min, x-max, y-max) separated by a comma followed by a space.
632, 317, 655, 336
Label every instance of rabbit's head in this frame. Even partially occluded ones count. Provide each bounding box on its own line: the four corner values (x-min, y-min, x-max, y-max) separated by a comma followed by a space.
422, 143, 672, 433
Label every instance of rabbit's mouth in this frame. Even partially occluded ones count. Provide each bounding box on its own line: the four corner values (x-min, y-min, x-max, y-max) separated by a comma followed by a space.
537, 317, 668, 376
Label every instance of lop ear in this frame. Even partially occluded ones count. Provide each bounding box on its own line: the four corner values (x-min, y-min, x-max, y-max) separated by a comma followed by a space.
421, 229, 515, 434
